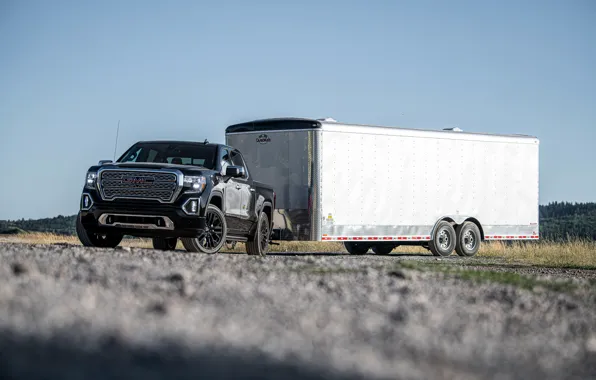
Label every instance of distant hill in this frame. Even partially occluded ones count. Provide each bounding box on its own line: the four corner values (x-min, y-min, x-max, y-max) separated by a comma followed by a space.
0, 215, 76, 235
1, 202, 595, 241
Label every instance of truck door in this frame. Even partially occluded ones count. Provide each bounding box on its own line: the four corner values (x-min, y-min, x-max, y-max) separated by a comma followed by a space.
219, 148, 244, 235
229, 150, 253, 233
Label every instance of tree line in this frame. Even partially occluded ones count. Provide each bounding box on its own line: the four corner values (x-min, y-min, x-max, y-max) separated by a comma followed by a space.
1, 202, 595, 241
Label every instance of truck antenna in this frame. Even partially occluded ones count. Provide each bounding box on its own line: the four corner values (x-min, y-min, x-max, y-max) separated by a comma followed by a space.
113, 120, 120, 161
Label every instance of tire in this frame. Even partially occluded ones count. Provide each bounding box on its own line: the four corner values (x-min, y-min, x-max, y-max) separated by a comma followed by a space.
246, 211, 271, 256
181, 204, 227, 254
152, 237, 178, 251
372, 244, 395, 255
76, 212, 123, 248
429, 221, 456, 256
344, 241, 370, 255
455, 221, 481, 257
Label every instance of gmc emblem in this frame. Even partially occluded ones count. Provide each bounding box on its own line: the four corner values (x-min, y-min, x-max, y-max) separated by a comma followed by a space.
122, 176, 155, 184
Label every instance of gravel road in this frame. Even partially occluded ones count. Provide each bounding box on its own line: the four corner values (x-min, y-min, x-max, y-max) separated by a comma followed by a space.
1, 242, 595, 380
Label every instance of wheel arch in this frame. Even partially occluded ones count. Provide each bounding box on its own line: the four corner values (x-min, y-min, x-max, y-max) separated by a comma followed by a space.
208, 191, 223, 211
430, 216, 456, 239
463, 217, 485, 241
430, 215, 483, 239
259, 200, 274, 229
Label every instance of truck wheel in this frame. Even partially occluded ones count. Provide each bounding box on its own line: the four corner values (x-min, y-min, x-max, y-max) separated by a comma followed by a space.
76, 212, 123, 248
455, 221, 481, 257
429, 221, 456, 256
246, 211, 270, 256
152, 237, 178, 251
344, 242, 370, 255
181, 204, 227, 254
372, 244, 394, 255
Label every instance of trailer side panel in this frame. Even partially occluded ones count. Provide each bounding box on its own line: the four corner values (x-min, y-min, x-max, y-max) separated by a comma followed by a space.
319, 124, 539, 242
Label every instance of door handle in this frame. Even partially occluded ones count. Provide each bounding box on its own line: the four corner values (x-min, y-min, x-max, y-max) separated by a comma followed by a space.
235, 185, 241, 190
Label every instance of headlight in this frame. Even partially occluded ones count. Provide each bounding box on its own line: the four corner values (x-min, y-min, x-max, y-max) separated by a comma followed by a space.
85, 171, 97, 189
183, 175, 206, 193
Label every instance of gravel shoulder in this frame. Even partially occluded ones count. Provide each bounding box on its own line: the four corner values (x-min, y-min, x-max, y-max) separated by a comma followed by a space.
1, 242, 595, 380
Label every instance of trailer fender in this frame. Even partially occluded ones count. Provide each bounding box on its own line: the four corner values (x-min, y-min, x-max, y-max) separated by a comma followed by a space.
430, 216, 466, 237
430, 216, 484, 240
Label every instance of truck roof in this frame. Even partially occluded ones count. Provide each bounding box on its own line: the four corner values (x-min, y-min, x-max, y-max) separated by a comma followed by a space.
225, 117, 538, 140
135, 140, 220, 146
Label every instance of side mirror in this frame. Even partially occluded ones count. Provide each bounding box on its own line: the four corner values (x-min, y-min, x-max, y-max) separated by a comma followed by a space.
225, 165, 245, 178
98, 160, 113, 165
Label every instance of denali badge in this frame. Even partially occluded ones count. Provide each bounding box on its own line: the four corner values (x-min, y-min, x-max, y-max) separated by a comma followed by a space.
256, 134, 271, 144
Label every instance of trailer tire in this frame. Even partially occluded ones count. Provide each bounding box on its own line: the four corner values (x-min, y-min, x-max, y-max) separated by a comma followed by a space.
181, 204, 227, 254
344, 242, 370, 255
455, 221, 481, 257
152, 237, 178, 251
372, 244, 394, 255
245, 211, 270, 256
429, 221, 456, 256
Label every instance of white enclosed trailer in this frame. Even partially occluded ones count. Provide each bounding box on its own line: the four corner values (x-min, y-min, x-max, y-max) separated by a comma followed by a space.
225, 118, 539, 256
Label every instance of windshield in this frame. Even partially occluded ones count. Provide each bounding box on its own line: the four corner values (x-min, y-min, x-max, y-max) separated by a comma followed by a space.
117, 142, 217, 169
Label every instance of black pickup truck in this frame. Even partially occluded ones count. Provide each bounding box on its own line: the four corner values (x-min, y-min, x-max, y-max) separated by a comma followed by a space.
76, 140, 276, 255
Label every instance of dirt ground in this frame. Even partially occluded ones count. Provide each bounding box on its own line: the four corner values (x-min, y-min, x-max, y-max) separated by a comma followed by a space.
1, 242, 595, 380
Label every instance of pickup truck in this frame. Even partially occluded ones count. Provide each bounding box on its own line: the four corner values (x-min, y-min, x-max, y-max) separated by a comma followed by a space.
76, 140, 276, 255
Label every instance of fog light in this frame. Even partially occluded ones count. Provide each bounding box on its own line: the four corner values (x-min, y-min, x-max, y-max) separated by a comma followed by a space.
182, 198, 200, 215
81, 193, 93, 210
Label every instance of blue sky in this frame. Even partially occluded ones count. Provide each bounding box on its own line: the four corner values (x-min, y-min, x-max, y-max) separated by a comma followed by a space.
0, 0, 595, 220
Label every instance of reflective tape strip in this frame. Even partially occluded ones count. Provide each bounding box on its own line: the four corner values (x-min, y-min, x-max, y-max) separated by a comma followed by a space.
484, 235, 540, 240
320, 236, 432, 241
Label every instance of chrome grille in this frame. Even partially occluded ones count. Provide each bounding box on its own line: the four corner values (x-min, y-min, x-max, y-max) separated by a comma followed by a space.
98, 170, 179, 203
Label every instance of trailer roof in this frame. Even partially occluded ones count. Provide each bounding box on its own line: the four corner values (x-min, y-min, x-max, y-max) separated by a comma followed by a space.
225, 118, 322, 133
225, 117, 538, 140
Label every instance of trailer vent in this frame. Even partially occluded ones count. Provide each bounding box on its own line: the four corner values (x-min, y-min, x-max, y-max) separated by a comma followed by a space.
443, 127, 463, 132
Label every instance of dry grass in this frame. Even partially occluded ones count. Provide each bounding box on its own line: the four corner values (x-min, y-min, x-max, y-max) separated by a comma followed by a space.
476, 240, 596, 269
1, 232, 595, 268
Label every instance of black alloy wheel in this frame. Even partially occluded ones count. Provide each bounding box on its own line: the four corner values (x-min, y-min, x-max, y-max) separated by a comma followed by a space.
181, 204, 227, 254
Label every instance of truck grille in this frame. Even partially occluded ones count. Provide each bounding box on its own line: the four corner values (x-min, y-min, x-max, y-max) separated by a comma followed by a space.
98, 170, 179, 203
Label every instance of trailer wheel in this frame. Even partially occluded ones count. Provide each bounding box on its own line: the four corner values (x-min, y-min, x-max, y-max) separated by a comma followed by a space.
372, 244, 394, 255
344, 242, 370, 255
181, 204, 227, 254
429, 221, 456, 256
152, 237, 178, 251
455, 221, 481, 257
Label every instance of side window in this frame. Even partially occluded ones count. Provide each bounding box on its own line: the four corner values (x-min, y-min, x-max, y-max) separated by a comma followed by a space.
218, 148, 232, 175
230, 150, 248, 179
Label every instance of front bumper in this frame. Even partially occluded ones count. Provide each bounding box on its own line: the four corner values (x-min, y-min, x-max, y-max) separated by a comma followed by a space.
79, 191, 207, 238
